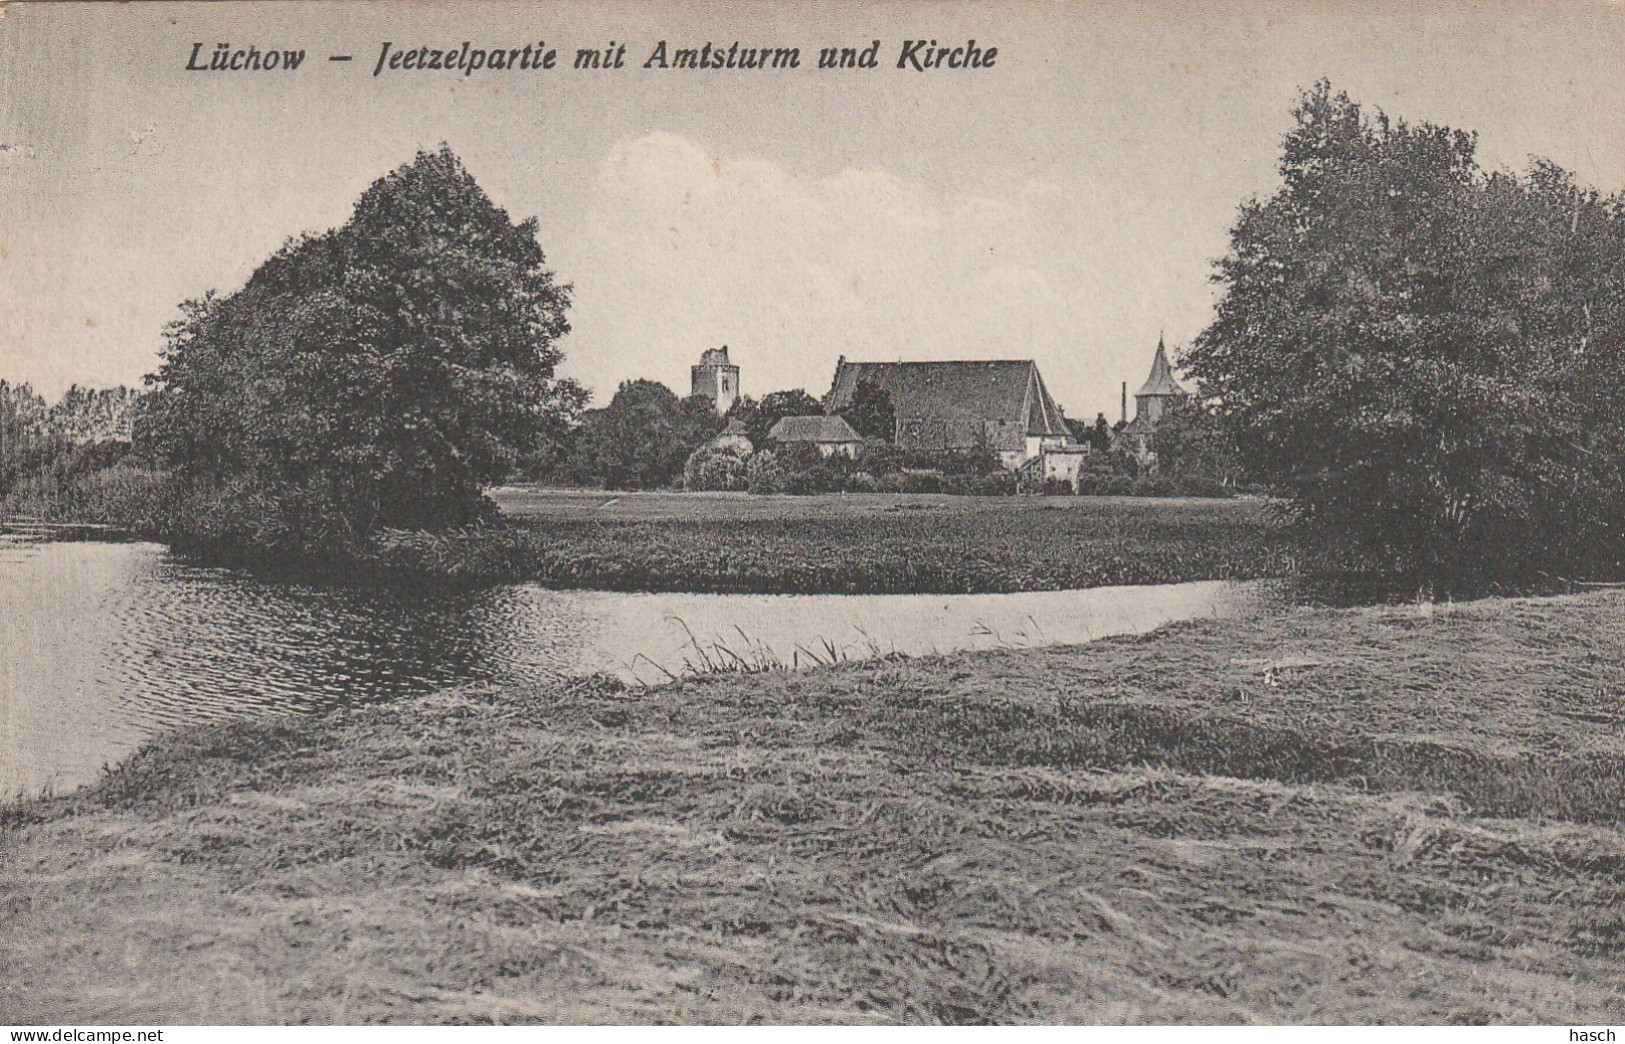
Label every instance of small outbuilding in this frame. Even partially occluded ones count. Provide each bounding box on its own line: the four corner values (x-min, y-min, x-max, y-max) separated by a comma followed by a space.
766, 415, 866, 458
706, 418, 755, 455
1021, 442, 1089, 491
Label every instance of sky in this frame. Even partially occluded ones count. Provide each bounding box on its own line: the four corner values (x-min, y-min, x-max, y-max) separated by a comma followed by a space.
3, 0, 1624, 420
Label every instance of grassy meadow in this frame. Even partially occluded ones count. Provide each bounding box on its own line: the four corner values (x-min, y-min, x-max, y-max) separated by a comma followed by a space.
365, 489, 1297, 593
4, 589, 1623, 1023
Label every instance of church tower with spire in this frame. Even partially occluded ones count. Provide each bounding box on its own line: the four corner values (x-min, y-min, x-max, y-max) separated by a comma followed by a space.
1132, 333, 1185, 428
1115, 334, 1188, 461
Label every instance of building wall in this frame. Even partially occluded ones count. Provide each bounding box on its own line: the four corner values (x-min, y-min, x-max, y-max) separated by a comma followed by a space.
1043, 450, 1086, 488
1135, 394, 1169, 426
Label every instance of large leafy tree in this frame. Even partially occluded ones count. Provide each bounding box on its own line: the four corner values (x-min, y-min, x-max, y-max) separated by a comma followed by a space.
1184, 82, 1625, 579
138, 146, 576, 544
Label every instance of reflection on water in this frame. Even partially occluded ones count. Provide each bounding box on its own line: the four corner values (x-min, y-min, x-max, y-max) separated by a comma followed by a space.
0, 533, 1277, 797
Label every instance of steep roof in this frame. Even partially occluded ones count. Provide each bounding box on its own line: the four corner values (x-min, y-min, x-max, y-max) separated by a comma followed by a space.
1136, 337, 1185, 398
825, 360, 1071, 445
767, 414, 864, 444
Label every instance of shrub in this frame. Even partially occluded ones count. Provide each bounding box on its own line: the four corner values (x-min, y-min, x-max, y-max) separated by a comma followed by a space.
1078, 474, 1137, 497
58, 465, 174, 529
746, 450, 788, 494
941, 471, 1017, 497
0, 471, 59, 518
971, 471, 1019, 496
1174, 475, 1232, 499
780, 461, 843, 495
890, 471, 942, 494
859, 443, 1002, 478
155, 476, 371, 559
744, 441, 862, 495
683, 442, 753, 491
0, 463, 175, 529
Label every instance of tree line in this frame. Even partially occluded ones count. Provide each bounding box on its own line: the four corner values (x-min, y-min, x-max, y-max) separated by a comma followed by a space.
0, 383, 144, 519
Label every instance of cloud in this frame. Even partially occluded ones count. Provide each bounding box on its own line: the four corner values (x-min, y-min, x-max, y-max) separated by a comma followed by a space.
560, 132, 1081, 405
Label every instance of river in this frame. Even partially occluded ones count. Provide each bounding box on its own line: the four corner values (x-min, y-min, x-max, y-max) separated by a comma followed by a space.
0, 532, 1278, 796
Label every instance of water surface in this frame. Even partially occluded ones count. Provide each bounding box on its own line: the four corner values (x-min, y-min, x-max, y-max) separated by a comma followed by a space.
1, 534, 1274, 796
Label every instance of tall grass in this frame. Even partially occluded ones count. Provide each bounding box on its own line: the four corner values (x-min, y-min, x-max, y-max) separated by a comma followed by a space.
649, 618, 892, 681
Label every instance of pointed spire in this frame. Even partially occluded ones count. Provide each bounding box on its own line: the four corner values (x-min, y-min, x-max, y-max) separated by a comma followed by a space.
1136, 332, 1184, 398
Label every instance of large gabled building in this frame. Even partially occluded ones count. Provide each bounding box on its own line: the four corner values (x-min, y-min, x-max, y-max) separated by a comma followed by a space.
824, 358, 1077, 470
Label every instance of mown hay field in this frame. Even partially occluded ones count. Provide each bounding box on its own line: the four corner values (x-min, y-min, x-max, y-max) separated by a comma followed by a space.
386, 489, 1296, 593
4, 590, 1623, 1023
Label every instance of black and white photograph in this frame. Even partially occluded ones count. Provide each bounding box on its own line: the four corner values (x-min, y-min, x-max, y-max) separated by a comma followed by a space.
2, 0, 1624, 1027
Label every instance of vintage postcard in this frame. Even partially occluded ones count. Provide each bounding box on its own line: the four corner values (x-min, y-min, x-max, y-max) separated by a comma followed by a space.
2, 0, 1623, 1029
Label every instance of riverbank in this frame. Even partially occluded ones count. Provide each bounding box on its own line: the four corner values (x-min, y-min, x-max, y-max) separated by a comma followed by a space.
370, 490, 1297, 593
4, 590, 1623, 1023
7, 485, 1299, 594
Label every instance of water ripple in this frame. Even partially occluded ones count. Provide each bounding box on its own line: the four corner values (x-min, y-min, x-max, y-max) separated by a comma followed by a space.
1, 537, 1275, 797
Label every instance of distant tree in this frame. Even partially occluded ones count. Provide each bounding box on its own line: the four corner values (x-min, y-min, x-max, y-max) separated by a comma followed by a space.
509, 380, 591, 482
0, 381, 51, 496
137, 146, 574, 551
1184, 81, 1625, 580
724, 396, 762, 444
745, 389, 824, 445
1, 382, 147, 509
50, 385, 141, 445
564, 379, 723, 489
1090, 413, 1113, 453
838, 379, 896, 441
1066, 412, 1113, 453
675, 391, 729, 468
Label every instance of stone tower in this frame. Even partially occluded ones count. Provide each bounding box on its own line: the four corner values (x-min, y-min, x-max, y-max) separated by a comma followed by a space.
691, 345, 740, 415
